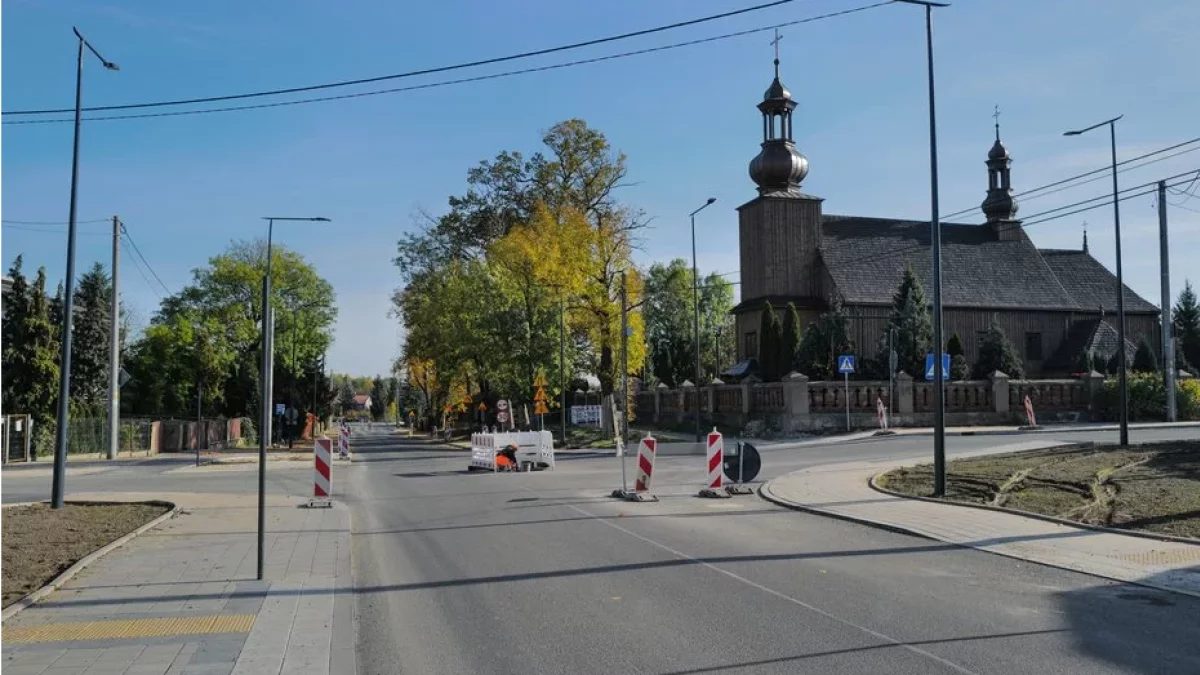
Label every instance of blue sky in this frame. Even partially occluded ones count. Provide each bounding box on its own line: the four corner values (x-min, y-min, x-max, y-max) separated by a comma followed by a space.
4, 0, 1198, 376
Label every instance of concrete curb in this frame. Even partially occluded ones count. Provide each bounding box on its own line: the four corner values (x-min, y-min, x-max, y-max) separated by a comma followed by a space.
1, 500, 181, 621
760, 476, 1200, 600
868, 473, 1200, 547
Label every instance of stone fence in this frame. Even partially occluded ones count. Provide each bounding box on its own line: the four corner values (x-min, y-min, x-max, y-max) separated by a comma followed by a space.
630, 371, 1106, 432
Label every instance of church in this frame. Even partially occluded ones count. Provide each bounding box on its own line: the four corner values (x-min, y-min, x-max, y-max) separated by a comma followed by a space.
731, 52, 1161, 378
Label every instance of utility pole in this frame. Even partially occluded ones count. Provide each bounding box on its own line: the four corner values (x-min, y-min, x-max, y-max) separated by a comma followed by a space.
620, 271, 630, 450
898, 0, 949, 496
106, 216, 121, 460
1159, 180, 1176, 421
560, 297, 567, 446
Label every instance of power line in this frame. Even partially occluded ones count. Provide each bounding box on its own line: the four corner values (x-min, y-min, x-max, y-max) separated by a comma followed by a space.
2, 224, 110, 235
2, 1, 894, 126
119, 223, 172, 296
941, 137, 1200, 220
2, 218, 110, 225
121, 238, 161, 300
2, 0, 849, 117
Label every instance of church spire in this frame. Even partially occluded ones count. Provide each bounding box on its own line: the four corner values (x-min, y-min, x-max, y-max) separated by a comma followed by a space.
749, 30, 808, 195
1082, 222, 1089, 252
981, 105, 1019, 225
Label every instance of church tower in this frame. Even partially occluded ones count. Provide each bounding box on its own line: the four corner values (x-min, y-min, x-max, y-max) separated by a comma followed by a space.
735, 32, 825, 361
981, 109, 1021, 241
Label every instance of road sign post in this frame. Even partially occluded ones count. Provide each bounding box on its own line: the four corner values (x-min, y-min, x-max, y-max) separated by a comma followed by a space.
837, 355, 856, 431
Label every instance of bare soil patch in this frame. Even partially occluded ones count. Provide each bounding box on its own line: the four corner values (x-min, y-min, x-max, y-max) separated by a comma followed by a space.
876, 441, 1200, 539
2, 502, 171, 608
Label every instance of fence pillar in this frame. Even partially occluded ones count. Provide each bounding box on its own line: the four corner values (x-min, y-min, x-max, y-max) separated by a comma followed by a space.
896, 372, 914, 414
740, 378, 755, 415
991, 370, 1010, 415
707, 379, 719, 415
783, 372, 810, 416
655, 384, 667, 423
1083, 370, 1106, 416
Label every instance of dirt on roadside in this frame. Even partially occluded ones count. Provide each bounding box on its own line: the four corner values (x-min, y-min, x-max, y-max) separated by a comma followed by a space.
2, 502, 172, 608
877, 441, 1200, 540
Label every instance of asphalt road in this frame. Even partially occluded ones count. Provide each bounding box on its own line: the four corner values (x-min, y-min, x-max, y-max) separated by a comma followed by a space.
4, 426, 1197, 674
346, 426, 1200, 675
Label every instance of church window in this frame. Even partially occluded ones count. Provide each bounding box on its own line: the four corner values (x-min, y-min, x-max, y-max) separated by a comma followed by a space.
745, 331, 759, 359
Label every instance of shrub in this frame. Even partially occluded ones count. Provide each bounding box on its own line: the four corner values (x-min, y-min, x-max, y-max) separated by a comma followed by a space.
1132, 338, 1158, 373
1093, 373, 1200, 421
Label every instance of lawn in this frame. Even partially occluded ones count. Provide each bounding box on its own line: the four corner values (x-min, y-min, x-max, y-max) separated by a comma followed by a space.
2, 502, 172, 608
876, 441, 1200, 540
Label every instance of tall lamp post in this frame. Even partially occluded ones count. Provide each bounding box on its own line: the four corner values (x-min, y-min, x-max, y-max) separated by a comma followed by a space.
1065, 116, 1128, 446
897, 0, 949, 496
258, 216, 329, 581
51, 28, 119, 510
690, 197, 716, 442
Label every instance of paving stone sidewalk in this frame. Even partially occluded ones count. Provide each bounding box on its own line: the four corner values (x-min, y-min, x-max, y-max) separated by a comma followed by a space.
761, 439, 1200, 598
2, 491, 353, 675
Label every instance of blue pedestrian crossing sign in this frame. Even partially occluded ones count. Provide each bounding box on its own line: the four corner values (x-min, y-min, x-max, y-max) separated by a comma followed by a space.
925, 353, 951, 381
837, 355, 856, 374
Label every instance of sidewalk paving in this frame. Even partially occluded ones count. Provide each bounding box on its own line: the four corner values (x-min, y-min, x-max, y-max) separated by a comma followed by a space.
1, 490, 353, 675
761, 439, 1200, 598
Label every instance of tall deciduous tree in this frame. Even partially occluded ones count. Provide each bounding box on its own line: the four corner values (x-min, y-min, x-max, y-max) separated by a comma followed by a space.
394, 119, 646, 401
123, 240, 335, 419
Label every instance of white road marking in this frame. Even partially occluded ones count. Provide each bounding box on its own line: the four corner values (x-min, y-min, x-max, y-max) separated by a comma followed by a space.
562, 500, 983, 675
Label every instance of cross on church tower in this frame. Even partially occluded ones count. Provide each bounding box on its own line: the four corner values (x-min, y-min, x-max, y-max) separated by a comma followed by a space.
770, 29, 783, 76
993, 105, 1001, 140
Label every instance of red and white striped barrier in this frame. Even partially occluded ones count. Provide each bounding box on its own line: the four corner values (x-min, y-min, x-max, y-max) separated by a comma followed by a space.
876, 397, 889, 430
1023, 395, 1037, 428
706, 429, 724, 490
314, 438, 333, 498
338, 424, 350, 459
634, 434, 657, 493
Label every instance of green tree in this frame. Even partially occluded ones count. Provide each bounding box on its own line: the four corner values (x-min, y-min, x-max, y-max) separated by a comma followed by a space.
338, 382, 356, 412
369, 377, 387, 420
123, 240, 335, 419
71, 263, 113, 403
1132, 338, 1158, 373
2, 259, 62, 457
945, 332, 969, 380
1174, 280, 1200, 371
973, 319, 1025, 378
885, 267, 932, 378
699, 272, 735, 380
794, 297, 854, 379
758, 302, 783, 381
781, 303, 802, 376
394, 119, 646, 399
1076, 349, 1095, 374
947, 332, 964, 357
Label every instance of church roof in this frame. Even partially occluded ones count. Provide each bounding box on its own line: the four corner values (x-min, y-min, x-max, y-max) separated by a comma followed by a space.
1038, 248, 1160, 313
817, 215, 1155, 313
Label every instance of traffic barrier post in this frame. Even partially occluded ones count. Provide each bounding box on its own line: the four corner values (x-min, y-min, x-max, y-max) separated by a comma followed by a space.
698, 428, 731, 498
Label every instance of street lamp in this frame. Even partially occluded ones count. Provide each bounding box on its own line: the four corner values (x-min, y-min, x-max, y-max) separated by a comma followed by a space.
1065, 115, 1128, 446
257, 216, 329, 581
690, 197, 716, 442
896, 0, 949, 496
51, 28, 119, 510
